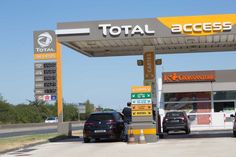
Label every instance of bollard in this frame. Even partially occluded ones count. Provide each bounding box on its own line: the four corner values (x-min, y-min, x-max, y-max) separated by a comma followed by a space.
138, 129, 146, 144
128, 127, 136, 144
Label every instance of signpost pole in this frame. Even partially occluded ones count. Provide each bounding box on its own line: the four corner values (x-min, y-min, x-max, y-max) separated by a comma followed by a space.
56, 41, 63, 123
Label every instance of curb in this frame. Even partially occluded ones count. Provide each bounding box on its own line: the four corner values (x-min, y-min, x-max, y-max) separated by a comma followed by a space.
191, 129, 232, 132
0, 140, 48, 155
0, 135, 79, 155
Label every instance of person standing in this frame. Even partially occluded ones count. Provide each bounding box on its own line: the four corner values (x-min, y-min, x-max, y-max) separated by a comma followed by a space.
122, 102, 132, 141
122, 102, 132, 124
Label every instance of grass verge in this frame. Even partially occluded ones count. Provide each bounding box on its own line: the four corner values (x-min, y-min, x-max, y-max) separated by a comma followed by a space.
0, 133, 62, 153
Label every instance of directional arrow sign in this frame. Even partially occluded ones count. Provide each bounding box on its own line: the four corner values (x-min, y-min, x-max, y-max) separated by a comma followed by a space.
132, 110, 152, 116
132, 104, 152, 111
131, 93, 151, 99
131, 99, 152, 105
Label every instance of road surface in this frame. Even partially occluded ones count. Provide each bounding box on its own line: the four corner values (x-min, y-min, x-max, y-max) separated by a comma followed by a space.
0, 124, 83, 138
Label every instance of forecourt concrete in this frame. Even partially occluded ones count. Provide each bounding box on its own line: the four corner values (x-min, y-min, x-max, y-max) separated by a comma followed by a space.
2, 137, 235, 157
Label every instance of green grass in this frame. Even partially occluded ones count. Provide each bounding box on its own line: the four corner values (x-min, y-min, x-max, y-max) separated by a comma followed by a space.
0, 133, 61, 153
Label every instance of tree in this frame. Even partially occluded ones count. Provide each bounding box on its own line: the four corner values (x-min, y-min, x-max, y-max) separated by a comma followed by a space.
27, 99, 46, 106
15, 104, 42, 123
0, 93, 8, 104
63, 103, 78, 121
0, 95, 17, 124
84, 100, 95, 119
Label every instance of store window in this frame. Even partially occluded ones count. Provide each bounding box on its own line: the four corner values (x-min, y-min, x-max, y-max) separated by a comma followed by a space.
164, 102, 211, 114
214, 102, 234, 113
164, 92, 211, 102
213, 91, 236, 100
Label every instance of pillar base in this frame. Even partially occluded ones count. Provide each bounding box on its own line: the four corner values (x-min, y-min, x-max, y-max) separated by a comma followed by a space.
128, 122, 158, 143
57, 122, 72, 136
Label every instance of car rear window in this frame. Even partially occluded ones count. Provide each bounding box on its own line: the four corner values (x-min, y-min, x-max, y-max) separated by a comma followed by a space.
47, 117, 56, 120
165, 112, 184, 117
88, 114, 114, 121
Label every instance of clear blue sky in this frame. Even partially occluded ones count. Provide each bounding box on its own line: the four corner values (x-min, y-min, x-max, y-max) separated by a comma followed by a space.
0, 0, 236, 110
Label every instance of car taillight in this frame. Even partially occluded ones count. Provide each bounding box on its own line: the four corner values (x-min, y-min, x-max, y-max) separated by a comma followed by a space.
85, 122, 95, 126
106, 120, 116, 125
181, 117, 187, 122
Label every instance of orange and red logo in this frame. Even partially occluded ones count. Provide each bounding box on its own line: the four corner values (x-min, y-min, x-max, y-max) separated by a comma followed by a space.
163, 71, 215, 83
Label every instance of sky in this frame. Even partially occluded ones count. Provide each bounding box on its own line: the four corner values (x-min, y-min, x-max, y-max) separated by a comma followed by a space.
0, 0, 236, 110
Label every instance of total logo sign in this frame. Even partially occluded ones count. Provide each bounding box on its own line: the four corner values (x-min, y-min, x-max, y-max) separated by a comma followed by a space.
37, 32, 52, 48
98, 24, 155, 36
34, 30, 56, 53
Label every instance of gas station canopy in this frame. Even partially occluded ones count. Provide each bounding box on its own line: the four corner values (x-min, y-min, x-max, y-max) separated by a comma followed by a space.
56, 14, 236, 57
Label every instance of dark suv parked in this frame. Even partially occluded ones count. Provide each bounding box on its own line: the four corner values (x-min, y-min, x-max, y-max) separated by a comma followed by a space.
163, 111, 191, 134
83, 112, 124, 143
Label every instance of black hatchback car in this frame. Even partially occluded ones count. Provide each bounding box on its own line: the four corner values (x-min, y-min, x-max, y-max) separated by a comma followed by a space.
83, 112, 124, 143
163, 111, 191, 134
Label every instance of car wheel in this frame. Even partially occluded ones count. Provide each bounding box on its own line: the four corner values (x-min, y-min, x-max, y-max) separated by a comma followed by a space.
233, 131, 236, 137
163, 130, 169, 134
95, 138, 100, 142
159, 133, 164, 139
83, 138, 90, 143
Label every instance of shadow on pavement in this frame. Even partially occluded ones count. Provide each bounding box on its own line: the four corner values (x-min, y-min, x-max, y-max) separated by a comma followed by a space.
49, 135, 125, 144
49, 136, 83, 142
87, 139, 125, 144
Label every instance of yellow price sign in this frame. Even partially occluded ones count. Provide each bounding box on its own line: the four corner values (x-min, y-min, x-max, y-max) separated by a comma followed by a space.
34, 53, 57, 60
131, 86, 151, 93
132, 110, 152, 117
132, 104, 152, 111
